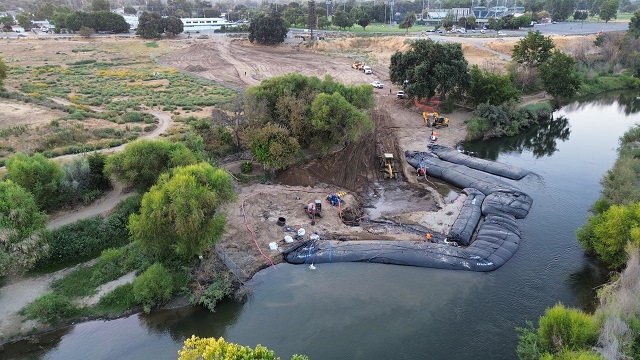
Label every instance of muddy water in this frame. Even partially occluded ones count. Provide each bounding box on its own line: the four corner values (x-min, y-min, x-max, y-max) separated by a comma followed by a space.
5, 92, 640, 360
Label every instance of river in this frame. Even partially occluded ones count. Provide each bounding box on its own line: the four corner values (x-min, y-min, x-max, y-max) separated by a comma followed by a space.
4, 92, 640, 360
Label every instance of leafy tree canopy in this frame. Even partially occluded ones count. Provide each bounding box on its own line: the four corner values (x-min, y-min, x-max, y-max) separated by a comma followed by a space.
351, 5, 371, 30
249, 123, 301, 170
0, 180, 49, 274
398, 11, 416, 33
512, 30, 556, 67
105, 139, 199, 191
539, 50, 581, 100
468, 65, 521, 106
630, 10, 640, 38
389, 39, 470, 100
546, 0, 576, 21
162, 16, 184, 36
5, 152, 65, 211
248, 12, 288, 45
137, 11, 164, 39
309, 92, 374, 153
128, 162, 235, 260
332, 10, 354, 29
179, 336, 309, 360
246, 74, 374, 150
92, 0, 110, 12
599, 0, 620, 22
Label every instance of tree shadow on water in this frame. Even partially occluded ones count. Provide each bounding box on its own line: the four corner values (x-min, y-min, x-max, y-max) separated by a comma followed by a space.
466, 116, 571, 161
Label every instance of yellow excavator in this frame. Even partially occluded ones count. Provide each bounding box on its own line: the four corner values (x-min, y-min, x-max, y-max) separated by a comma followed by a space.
352, 61, 365, 70
422, 112, 449, 128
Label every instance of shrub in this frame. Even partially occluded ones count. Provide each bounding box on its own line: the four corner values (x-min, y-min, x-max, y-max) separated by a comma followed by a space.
190, 272, 234, 312
20, 293, 80, 324
537, 303, 598, 353
91, 247, 129, 284
240, 161, 253, 174
122, 112, 144, 123
96, 283, 137, 314
133, 263, 174, 313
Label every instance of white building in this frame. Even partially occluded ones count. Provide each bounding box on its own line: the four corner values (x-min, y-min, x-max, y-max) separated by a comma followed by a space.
181, 17, 235, 32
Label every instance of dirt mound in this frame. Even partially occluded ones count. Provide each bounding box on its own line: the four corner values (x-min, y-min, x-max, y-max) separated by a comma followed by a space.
184, 64, 207, 72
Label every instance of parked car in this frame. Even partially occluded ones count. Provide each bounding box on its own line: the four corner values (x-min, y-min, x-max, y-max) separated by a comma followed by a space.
396, 90, 405, 99
17, 33, 26, 37
370, 81, 384, 89
497, 31, 506, 36
363, 66, 372, 74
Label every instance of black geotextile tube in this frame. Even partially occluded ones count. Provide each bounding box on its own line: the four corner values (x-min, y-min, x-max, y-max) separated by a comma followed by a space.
449, 188, 485, 246
283, 147, 533, 272
429, 144, 531, 180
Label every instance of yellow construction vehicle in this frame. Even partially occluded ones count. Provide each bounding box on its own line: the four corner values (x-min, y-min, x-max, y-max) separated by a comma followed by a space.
422, 112, 449, 128
379, 153, 398, 179
352, 61, 365, 70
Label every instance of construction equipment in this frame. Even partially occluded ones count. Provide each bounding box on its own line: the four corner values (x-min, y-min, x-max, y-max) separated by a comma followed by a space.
304, 200, 323, 225
352, 61, 364, 70
422, 112, 449, 128
433, 115, 449, 128
379, 153, 398, 179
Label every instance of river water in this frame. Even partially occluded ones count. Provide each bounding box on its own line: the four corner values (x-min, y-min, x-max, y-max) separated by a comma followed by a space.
4, 92, 640, 360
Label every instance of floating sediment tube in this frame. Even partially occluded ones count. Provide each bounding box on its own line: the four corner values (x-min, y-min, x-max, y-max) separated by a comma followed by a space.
283, 147, 533, 272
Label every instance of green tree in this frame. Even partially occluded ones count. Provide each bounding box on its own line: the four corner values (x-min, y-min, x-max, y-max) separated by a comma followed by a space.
129, 162, 235, 260
539, 50, 581, 101
248, 12, 288, 45
309, 92, 374, 153
0, 58, 6, 89
0, 180, 49, 274
136, 11, 163, 39
34, 2, 56, 21
179, 336, 309, 360
332, 10, 354, 29
0, 15, 15, 26
249, 123, 300, 170
468, 65, 521, 106
630, 9, 640, 38
5, 153, 65, 211
308, 0, 317, 38
124, 6, 137, 15
351, 5, 371, 30
512, 30, 556, 67
162, 15, 184, 36
92, 0, 111, 12
546, 0, 576, 21
132, 262, 173, 313
105, 139, 199, 191
399, 11, 416, 34
390, 39, 470, 100
92, 11, 130, 33
599, 0, 619, 22
16, 12, 31, 30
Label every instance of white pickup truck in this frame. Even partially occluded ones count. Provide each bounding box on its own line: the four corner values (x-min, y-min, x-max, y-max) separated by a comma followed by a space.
363, 66, 372, 74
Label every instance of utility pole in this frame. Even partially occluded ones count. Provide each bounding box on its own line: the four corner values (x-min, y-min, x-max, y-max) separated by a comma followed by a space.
389, 0, 394, 24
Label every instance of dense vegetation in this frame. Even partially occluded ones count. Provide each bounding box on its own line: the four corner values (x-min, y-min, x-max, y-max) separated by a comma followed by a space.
245, 74, 375, 168
179, 336, 309, 360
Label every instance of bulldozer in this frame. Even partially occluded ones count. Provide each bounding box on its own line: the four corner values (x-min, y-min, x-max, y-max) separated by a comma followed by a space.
352, 61, 364, 71
379, 153, 398, 179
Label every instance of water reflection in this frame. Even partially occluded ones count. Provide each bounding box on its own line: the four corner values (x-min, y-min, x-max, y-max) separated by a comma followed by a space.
467, 116, 571, 160
568, 257, 610, 313
1, 326, 71, 359
564, 91, 640, 115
